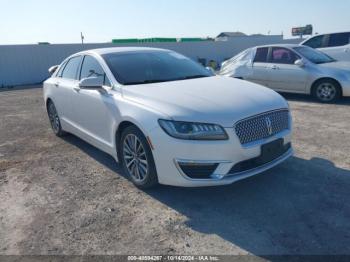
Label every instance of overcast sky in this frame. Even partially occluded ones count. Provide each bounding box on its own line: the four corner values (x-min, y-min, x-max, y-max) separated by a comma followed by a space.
1, 0, 349, 44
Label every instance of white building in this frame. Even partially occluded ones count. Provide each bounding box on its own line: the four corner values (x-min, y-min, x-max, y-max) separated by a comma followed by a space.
216, 31, 284, 42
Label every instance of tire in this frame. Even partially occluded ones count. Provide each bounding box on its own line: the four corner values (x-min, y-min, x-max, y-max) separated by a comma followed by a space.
119, 126, 158, 189
47, 100, 66, 137
312, 79, 341, 103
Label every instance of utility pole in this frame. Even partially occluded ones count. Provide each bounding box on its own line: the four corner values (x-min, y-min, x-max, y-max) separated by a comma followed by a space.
81, 32, 85, 45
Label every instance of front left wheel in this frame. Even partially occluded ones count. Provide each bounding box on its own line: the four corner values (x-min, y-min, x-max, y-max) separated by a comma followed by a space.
119, 126, 158, 189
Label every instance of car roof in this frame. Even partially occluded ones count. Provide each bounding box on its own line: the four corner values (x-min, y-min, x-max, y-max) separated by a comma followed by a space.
76, 47, 169, 56
301, 32, 350, 44
307, 31, 350, 37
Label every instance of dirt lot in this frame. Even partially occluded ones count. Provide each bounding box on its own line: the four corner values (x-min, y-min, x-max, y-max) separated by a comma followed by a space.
0, 86, 350, 256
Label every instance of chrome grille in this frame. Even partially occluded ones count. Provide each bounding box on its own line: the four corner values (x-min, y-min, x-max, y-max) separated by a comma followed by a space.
234, 109, 290, 145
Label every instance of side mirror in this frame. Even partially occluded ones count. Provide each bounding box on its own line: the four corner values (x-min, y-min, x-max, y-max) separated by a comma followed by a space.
206, 66, 216, 74
78, 77, 104, 89
294, 59, 305, 67
48, 65, 59, 75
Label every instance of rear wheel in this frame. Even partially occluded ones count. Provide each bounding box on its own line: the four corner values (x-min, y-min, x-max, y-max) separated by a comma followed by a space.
312, 79, 341, 103
47, 100, 66, 137
119, 126, 158, 189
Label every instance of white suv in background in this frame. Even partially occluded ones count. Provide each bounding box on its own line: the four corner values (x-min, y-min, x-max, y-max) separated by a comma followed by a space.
301, 32, 350, 61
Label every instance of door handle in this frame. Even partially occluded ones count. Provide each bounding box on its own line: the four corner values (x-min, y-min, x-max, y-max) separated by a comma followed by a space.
54, 82, 60, 87
271, 65, 279, 70
345, 48, 349, 53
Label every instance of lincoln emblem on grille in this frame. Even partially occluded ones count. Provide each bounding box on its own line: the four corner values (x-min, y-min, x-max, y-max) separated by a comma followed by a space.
265, 117, 273, 135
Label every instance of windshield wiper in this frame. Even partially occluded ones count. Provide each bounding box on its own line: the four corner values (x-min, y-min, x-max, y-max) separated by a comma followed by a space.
123, 79, 176, 85
315, 60, 336, 64
181, 75, 210, 80
123, 75, 210, 85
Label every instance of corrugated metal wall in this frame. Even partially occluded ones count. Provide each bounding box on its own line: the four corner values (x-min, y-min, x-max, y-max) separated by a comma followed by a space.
0, 38, 302, 86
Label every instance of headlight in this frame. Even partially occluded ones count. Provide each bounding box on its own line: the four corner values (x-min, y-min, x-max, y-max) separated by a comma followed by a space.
158, 120, 228, 140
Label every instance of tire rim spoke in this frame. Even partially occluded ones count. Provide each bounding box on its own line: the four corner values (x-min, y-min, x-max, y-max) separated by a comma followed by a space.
138, 164, 145, 179
126, 159, 135, 168
317, 83, 336, 101
139, 159, 148, 165
134, 135, 138, 152
123, 143, 133, 155
124, 155, 133, 160
136, 142, 142, 154
134, 164, 141, 180
138, 151, 146, 158
138, 162, 147, 175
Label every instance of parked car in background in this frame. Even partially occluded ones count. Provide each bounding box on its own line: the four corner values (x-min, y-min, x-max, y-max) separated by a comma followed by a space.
301, 32, 350, 62
44, 47, 293, 188
219, 44, 350, 103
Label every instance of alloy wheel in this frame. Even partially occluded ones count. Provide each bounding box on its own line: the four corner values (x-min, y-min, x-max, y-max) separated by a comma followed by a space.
123, 134, 148, 182
316, 82, 337, 102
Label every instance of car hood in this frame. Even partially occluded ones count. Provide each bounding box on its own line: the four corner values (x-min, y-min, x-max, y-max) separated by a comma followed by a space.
121, 76, 288, 127
318, 61, 350, 72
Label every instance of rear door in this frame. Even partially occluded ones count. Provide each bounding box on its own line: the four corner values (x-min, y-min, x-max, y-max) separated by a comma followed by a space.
246, 47, 270, 87
320, 33, 350, 61
51, 56, 82, 125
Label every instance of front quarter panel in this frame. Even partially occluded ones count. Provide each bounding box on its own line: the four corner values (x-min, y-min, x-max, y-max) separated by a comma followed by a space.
304, 64, 350, 94
113, 91, 170, 151
319, 45, 350, 62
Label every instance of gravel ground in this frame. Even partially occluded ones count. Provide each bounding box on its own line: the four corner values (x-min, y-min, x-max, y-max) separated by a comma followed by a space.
0, 86, 350, 256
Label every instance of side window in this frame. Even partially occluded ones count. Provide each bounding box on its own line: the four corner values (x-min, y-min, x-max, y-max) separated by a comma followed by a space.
80, 55, 111, 87
303, 35, 326, 48
61, 56, 82, 80
270, 47, 300, 64
56, 61, 67, 78
328, 33, 350, 47
253, 48, 269, 63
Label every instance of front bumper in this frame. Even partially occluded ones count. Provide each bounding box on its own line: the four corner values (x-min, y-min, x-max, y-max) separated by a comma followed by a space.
341, 79, 350, 97
149, 126, 293, 187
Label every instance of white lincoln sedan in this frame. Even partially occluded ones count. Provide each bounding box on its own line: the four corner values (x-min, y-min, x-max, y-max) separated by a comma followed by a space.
44, 47, 293, 188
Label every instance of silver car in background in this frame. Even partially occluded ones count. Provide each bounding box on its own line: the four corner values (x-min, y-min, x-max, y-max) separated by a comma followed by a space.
219, 44, 350, 103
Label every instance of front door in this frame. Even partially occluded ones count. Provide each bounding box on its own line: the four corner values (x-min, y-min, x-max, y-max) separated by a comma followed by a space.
265, 47, 308, 93
70, 55, 120, 151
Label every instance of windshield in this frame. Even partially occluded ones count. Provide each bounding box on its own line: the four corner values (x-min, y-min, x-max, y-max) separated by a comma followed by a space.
293, 46, 336, 64
103, 51, 213, 85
